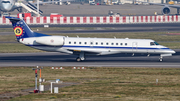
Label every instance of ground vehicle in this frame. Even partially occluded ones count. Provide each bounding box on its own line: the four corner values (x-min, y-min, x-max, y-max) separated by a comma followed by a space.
168, 1, 174, 5
89, 0, 94, 4
90, 1, 95, 5
112, 0, 118, 5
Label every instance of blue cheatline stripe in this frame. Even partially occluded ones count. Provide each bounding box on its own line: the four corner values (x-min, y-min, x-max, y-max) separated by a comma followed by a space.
26, 45, 171, 50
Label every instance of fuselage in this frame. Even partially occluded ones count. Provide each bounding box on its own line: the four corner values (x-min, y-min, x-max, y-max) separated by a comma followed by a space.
19, 36, 175, 55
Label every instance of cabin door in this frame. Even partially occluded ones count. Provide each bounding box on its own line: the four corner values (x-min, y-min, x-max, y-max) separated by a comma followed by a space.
132, 42, 138, 52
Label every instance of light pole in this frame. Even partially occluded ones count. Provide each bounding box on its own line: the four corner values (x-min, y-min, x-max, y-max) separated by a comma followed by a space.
32, 66, 43, 93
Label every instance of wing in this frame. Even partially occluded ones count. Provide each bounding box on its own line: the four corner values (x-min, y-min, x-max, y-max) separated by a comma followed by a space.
133, 0, 180, 8
67, 48, 121, 55
31, 0, 75, 5
68, 48, 101, 55
147, 2, 180, 8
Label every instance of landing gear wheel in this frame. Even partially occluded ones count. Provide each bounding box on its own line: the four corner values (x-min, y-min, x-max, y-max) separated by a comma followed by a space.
159, 58, 163, 62
76, 57, 81, 62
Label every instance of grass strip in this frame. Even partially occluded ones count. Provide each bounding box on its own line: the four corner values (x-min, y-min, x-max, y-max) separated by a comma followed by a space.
0, 67, 179, 101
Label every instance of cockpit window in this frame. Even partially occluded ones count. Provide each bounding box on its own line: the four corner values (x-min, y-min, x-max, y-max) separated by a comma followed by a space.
154, 42, 159, 45
150, 42, 159, 46
150, 42, 155, 46
2, 1, 10, 3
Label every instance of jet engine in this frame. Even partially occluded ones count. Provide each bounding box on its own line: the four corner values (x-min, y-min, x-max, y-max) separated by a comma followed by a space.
161, 6, 171, 15
36, 36, 65, 46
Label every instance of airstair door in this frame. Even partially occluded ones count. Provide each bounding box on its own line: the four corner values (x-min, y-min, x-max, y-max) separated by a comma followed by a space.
132, 42, 138, 52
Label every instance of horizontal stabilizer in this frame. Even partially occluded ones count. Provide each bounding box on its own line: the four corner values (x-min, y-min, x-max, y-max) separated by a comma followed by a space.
5, 17, 21, 23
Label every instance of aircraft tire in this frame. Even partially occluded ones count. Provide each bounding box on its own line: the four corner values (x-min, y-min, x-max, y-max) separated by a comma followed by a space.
76, 57, 81, 62
159, 58, 163, 62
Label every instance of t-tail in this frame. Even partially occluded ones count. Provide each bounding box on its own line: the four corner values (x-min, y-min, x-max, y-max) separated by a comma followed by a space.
6, 17, 49, 41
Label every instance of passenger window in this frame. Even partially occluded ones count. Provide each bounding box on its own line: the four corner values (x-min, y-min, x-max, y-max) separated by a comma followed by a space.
111, 43, 114, 45
121, 43, 123, 45
125, 43, 127, 46
84, 42, 87, 44
69, 41, 71, 44
116, 43, 118, 45
74, 42, 76, 44
79, 42, 81, 44
91, 42, 93, 45
101, 42, 103, 45
96, 42, 98, 45
106, 43, 108, 45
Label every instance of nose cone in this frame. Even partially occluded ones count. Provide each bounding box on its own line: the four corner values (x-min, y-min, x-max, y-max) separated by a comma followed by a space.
2, 4, 12, 11
167, 48, 176, 54
171, 49, 176, 54
160, 45, 176, 54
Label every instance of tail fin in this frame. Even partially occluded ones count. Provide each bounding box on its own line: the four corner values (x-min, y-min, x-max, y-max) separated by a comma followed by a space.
6, 17, 49, 40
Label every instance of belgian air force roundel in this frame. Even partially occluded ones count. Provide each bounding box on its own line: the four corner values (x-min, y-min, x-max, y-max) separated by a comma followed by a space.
14, 26, 23, 36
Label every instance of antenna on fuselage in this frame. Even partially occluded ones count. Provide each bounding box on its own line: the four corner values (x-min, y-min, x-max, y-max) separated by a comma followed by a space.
114, 36, 116, 39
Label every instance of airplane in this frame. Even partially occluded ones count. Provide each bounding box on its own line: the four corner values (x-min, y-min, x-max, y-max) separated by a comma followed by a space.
132, 0, 180, 15
0, 0, 22, 13
6, 16, 175, 62
0, 0, 73, 16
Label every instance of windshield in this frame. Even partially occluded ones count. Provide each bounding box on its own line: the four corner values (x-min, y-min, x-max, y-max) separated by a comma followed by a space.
2, 1, 10, 3
154, 42, 159, 45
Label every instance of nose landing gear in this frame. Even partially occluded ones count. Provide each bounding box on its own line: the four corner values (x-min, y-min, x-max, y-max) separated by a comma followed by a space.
159, 57, 163, 62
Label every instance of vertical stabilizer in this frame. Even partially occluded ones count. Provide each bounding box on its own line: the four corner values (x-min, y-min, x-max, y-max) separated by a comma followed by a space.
6, 17, 49, 40
6, 17, 34, 40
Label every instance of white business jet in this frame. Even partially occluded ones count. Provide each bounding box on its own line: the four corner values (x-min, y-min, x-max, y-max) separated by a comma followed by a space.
6, 17, 175, 62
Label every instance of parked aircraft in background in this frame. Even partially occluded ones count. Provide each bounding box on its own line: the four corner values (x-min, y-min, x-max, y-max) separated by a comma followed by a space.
133, 0, 180, 15
6, 17, 175, 62
0, 0, 73, 16
0, 0, 22, 13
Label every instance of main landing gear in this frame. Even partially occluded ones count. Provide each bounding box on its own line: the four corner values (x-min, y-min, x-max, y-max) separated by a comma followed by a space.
17, 7, 23, 13
76, 52, 85, 62
76, 57, 85, 62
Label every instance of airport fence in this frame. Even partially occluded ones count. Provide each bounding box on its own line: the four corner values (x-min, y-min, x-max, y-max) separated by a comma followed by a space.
0, 15, 180, 25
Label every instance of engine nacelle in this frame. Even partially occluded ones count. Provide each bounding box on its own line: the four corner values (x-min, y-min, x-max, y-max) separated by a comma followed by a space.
161, 6, 171, 15
36, 36, 64, 46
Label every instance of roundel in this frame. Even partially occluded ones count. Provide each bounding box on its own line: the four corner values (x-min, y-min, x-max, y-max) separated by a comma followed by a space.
14, 26, 23, 36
